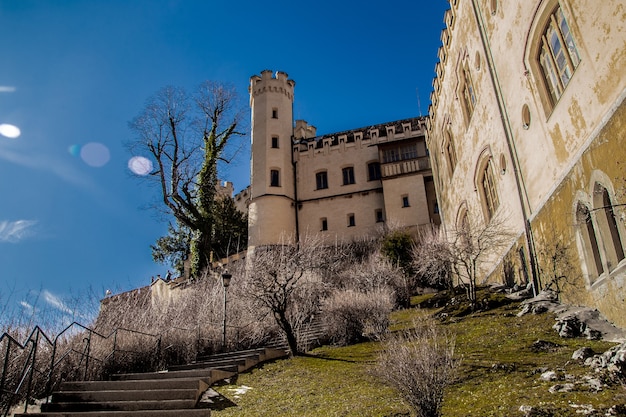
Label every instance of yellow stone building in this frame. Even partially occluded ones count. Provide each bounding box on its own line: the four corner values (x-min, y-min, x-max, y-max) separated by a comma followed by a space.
244, 70, 440, 249
427, 0, 626, 326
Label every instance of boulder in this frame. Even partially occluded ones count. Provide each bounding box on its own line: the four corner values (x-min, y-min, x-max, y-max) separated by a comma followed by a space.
572, 347, 595, 361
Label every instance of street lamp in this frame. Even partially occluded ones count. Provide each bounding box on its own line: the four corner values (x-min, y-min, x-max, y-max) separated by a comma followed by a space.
221, 270, 232, 351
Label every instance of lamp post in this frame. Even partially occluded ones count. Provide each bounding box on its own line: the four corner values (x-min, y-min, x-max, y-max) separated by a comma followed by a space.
221, 270, 232, 351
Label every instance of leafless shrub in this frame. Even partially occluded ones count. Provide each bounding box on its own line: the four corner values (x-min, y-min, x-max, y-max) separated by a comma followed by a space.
334, 251, 409, 307
322, 287, 394, 346
377, 317, 459, 417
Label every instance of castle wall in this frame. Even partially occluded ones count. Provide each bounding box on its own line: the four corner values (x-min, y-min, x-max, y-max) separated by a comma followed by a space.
428, 0, 626, 326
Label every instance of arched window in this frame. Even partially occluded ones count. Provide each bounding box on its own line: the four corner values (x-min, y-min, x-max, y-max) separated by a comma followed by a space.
459, 61, 477, 124
526, 2, 581, 114
443, 129, 458, 176
538, 5, 580, 105
576, 202, 604, 281
475, 149, 500, 222
593, 183, 625, 270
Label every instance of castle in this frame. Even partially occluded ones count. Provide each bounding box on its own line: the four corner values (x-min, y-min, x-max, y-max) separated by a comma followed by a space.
233, 0, 626, 328
241, 69, 440, 249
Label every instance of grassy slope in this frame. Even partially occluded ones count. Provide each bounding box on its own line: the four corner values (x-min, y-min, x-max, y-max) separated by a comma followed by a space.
213, 295, 624, 417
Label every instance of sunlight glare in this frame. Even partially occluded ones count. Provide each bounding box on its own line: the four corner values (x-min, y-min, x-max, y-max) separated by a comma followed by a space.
80, 142, 110, 167
0, 124, 21, 139
128, 156, 153, 175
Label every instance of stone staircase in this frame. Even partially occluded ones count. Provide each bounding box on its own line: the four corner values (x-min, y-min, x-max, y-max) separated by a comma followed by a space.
16, 348, 288, 417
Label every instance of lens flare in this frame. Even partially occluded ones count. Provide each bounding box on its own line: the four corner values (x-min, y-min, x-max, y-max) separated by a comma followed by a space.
68, 144, 81, 157
0, 124, 21, 139
128, 156, 153, 176
80, 142, 110, 167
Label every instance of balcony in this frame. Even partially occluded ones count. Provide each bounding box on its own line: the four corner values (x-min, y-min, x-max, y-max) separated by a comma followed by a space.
381, 156, 431, 178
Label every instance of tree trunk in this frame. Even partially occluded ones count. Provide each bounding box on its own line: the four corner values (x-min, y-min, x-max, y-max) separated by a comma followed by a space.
276, 312, 299, 356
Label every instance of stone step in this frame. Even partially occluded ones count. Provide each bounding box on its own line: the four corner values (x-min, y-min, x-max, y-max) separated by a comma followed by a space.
51, 388, 198, 403
42, 398, 196, 412
111, 368, 235, 383
60, 377, 205, 392
15, 410, 211, 417
169, 357, 257, 373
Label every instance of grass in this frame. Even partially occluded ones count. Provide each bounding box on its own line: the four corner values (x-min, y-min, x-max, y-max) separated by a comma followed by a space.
212, 293, 625, 416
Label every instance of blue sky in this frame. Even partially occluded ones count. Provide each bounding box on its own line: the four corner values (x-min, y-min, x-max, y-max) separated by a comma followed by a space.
0, 0, 449, 325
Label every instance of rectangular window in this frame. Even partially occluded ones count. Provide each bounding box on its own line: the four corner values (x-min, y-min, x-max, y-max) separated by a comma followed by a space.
368, 162, 381, 181
375, 209, 384, 223
321, 218, 328, 231
382, 143, 418, 163
316, 171, 328, 190
271, 136, 279, 148
348, 213, 355, 227
270, 169, 280, 187
342, 167, 355, 185
402, 195, 410, 207
272, 108, 278, 119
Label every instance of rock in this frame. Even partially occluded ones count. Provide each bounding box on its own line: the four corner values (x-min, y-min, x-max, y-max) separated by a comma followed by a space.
582, 376, 603, 392
585, 341, 626, 382
572, 347, 595, 361
553, 314, 584, 338
548, 383, 574, 393
540, 370, 559, 381
519, 405, 534, 415
516, 290, 561, 314
554, 307, 626, 342
531, 339, 561, 352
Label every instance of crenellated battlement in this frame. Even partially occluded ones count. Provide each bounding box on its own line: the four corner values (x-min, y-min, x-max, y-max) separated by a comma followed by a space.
425, 7, 455, 136
293, 117, 427, 158
249, 70, 295, 102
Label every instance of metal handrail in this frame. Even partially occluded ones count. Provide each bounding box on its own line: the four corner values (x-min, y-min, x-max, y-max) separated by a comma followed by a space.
0, 320, 246, 416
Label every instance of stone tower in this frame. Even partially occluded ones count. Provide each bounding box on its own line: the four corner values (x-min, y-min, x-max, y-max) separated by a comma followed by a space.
247, 70, 296, 248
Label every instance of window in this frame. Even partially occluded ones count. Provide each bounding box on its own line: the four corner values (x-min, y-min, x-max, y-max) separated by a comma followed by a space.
342, 166, 355, 185
375, 209, 384, 223
402, 195, 410, 208
444, 130, 457, 176
316, 171, 328, 190
538, 5, 580, 106
577, 203, 604, 280
460, 62, 476, 122
270, 169, 280, 187
272, 108, 278, 119
321, 218, 328, 231
347, 213, 355, 227
368, 162, 381, 181
593, 184, 625, 270
382, 143, 418, 163
479, 157, 499, 220
271, 136, 279, 148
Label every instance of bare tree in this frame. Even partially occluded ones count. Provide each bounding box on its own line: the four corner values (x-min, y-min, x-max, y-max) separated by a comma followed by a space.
536, 226, 576, 300
412, 214, 514, 308
128, 82, 247, 277
243, 235, 338, 356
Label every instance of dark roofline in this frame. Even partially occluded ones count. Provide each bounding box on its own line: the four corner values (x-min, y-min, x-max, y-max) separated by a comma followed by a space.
300, 116, 427, 143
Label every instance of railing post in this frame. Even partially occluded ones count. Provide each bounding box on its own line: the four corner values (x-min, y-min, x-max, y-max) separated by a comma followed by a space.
83, 331, 92, 381
24, 330, 40, 414
1, 339, 12, 416
45, 338, 59, 403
